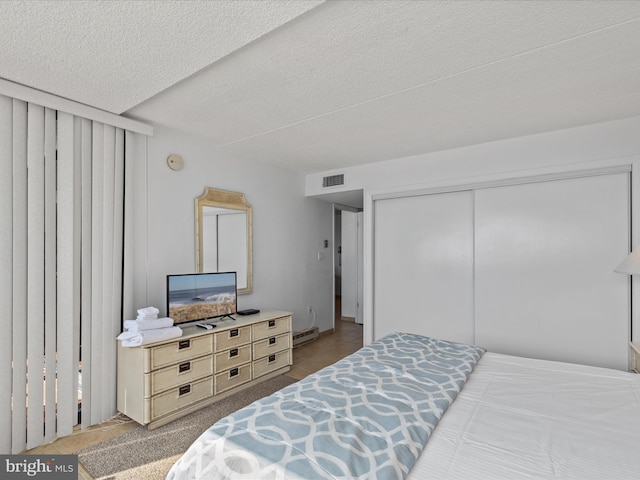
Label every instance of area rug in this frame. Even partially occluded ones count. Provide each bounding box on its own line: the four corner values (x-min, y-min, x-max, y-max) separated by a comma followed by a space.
77, 375, 297, 480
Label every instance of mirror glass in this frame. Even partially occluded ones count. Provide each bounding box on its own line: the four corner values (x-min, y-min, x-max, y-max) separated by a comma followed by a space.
195, 187, 252, 294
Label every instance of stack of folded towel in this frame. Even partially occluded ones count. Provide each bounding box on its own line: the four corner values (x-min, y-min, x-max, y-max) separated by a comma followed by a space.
117, 306, 182, 347
124, 306, 174, 331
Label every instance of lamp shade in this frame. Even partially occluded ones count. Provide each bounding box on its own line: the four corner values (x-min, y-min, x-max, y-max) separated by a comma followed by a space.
615, 246, 640, 274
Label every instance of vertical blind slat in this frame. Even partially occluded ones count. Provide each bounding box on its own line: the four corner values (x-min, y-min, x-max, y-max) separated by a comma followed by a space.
101, 126, 116, 420
43, 107, 57, 444
71, 117, 82, 426
80, 118, 93, 430
108, 128, 125, 416
12, 99, 28, 454
90, 123, 105, 425
101, 125, 116, 420
56, 112, 77, 437
26, 104, 45, 449
0, 95, 13, 453
122, 131, 137, 320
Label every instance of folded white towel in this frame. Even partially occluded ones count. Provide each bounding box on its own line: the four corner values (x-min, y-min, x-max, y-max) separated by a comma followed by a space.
137, 314, 159, 321
137, 306, 160, 316
124, 317, 174, 332
117, 326, 183, 347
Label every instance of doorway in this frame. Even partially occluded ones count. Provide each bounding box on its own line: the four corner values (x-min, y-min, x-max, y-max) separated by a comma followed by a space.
334, 206, 364, 344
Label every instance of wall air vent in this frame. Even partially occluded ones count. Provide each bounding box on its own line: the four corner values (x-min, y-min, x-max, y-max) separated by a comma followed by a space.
322, 174, 344, 188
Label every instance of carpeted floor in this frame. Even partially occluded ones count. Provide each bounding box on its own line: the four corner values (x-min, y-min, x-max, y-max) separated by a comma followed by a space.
77, 375, 297, 480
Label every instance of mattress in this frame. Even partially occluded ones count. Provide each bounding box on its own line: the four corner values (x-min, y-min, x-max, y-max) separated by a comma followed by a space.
409, 352, 640, 479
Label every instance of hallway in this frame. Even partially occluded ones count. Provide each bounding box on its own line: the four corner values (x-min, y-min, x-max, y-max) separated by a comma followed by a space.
288, 297, 363, 380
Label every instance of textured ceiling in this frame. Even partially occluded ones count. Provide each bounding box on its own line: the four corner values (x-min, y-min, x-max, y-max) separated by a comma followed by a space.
0, 0, 322, 113
2, 1, 640, 174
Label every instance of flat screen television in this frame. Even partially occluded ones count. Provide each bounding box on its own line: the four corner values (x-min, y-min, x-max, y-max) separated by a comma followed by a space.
167, 272, 237, 325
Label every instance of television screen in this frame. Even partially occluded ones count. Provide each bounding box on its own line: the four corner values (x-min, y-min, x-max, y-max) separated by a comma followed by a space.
167, 272, 237, 325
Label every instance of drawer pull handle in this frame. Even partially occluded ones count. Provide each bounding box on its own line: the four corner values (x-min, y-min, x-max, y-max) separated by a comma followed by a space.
230, 328, 239, 338
178, 339, 191, 350
229, 348, 239, 358
268, 320, 276, 328
268, 354, 276, 363
268, 337, 276, 345
229, 367, 239, 378
179, 384, 191, 396
178, 362, 191, 373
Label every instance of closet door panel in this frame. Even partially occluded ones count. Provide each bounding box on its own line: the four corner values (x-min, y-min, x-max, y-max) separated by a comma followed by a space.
373, 191, 474, 343
475, 174, 629, 370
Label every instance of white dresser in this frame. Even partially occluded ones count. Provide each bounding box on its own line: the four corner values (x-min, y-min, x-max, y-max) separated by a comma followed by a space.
117, 311, 292, 429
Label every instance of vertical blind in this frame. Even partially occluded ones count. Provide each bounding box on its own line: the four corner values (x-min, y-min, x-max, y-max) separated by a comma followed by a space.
0, 95, 137, 453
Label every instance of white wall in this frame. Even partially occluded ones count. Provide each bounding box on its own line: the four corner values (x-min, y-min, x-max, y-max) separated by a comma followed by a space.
305, 116, 640, 345
306, 116, 640, 196
129, 125, 334, 333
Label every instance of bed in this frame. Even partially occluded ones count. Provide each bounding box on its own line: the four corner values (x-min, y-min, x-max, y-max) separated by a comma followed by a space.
166, 332, 640, 479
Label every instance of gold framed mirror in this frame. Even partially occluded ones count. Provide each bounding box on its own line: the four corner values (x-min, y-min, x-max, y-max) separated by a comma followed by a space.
195, 187, 253, 294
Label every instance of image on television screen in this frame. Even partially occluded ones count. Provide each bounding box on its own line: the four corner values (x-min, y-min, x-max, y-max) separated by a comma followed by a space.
167, 272, 237, 324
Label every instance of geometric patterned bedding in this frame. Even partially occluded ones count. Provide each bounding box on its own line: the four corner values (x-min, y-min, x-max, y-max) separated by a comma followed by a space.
166, 332, 485, 480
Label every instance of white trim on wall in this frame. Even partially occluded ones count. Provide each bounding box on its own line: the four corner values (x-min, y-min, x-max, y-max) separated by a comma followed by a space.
368, 159, 635, 201
630, 160, 640, 343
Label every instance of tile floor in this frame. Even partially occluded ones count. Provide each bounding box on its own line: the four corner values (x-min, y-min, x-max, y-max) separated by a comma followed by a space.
23, 303, 363, 479
288, 315, 364, 380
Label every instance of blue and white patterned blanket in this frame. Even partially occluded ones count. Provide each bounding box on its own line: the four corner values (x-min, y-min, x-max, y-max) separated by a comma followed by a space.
167, 332, 485, 479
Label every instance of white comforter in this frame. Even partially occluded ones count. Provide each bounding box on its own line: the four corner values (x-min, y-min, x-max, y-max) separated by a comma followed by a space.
410, 352, 640, 479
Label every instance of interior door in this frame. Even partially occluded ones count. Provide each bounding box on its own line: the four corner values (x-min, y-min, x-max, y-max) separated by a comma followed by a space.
474, 173, 630, 370
341, 211, 358, 319
373, 190, 474, 343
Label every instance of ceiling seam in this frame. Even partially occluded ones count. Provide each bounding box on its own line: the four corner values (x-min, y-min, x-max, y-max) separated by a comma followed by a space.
218, 16, 640, 148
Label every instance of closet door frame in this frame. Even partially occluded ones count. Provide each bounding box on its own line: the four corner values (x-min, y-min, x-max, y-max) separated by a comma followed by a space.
364, 159, 640, 355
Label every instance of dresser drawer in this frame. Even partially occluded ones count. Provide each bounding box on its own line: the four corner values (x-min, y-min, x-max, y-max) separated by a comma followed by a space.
214, 363, 252, 395
149, 376, 213, 422
146, 336, 212, 372
253, 333, 290, 360
146, 355, 213, 397
253, 349, 291, 378
214, 326, 251, 351
252, 316, 291, 341
214, 344, 251, 373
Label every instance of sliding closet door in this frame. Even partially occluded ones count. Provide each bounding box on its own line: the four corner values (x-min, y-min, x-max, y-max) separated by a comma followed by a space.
475, 173, 629, 370
373, 190, 474, 343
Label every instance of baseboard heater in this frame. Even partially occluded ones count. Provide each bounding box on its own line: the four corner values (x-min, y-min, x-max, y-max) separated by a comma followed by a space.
292, 326, 319, 348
